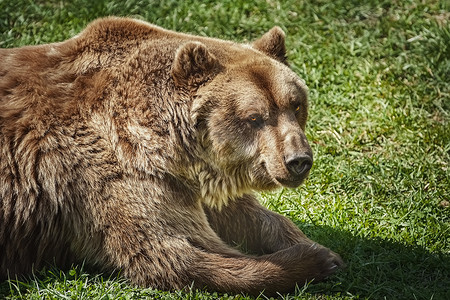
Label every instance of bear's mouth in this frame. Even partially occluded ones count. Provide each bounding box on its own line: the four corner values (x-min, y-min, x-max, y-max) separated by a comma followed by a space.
257, 161, 306, 189
274, 177, 305, 188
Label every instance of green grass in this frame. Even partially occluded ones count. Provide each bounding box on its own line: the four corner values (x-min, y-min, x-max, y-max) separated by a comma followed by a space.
1, 0, 449, 299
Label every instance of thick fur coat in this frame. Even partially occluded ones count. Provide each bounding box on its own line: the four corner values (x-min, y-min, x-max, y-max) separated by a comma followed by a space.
0, 17, 342, 295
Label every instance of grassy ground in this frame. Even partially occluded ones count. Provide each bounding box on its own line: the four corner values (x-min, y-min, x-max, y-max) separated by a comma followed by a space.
1, 0, 449, 299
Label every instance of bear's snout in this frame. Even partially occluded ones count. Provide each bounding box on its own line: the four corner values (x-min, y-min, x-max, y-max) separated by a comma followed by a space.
272, 151, 312, 188
285, 153, 313, 178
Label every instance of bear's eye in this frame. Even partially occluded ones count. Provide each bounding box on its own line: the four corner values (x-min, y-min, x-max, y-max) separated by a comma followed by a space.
248, 114, 264, 127
294, 104, 301, 115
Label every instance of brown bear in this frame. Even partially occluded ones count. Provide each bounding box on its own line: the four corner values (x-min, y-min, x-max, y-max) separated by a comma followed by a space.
0, 17, 342, 296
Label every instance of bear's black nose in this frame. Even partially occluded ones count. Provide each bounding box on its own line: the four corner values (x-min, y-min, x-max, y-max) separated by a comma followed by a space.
285, 154, 313, 177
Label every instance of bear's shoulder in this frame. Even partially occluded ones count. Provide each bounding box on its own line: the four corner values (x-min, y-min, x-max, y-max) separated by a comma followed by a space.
74, 17, 174, 47
73, 18, 249, 63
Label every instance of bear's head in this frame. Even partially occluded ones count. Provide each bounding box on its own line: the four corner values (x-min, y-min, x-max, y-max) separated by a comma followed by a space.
172, 27, 312, 206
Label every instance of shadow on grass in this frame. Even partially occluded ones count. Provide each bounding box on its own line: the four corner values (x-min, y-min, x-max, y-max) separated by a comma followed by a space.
0, 225, 448, 300
301, 224, 450, 300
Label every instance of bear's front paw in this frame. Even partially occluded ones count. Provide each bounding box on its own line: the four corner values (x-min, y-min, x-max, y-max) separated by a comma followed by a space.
305, 243, 344, 280
260, 243, 344, 294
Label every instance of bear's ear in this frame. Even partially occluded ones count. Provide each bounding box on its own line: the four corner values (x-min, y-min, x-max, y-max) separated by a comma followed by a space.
172, 42, 222, 89
252, 26, 287, 64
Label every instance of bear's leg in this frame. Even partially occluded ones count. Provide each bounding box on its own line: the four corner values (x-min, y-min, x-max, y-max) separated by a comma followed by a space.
89, 177, 342, 296
101, 207, 342, 296
204, 194, 325, 254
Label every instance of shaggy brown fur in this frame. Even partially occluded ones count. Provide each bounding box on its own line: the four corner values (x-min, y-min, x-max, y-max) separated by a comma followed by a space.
0, 17, 342, 295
